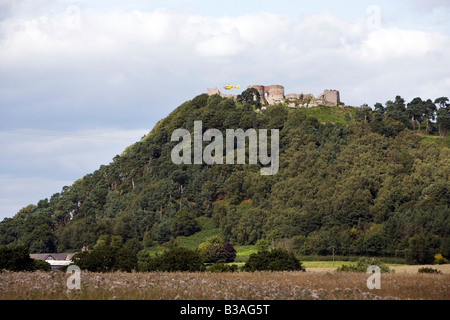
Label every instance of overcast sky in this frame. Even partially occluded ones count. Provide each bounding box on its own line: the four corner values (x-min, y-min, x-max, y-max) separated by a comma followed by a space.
1, 0, 449, 220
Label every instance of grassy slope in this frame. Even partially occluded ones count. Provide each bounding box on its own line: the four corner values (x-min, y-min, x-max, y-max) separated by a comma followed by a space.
176, 216, 220, 250
421, 134, 450, 149
295, 105, 356, 124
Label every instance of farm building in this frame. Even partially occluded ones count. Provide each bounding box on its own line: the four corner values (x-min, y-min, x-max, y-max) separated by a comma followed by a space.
30, 253, 75, 269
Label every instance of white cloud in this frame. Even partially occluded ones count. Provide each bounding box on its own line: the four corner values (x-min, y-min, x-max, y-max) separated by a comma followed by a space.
358, 28, 449, 62
0, 6, 448, 98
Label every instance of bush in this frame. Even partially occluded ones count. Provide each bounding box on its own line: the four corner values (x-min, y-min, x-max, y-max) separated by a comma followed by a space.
337, 257, 390, 273
144, 247, 205, 272
32, 259, 51, 271
404, 234, 435, 265
171, 210, 201, 237
418, 267, 441, 274
242, 248, 305, 272
0, 246, 35, 271
208, 263, 238, 272
198, 236, 236, 263
434, 253, 448, 265
73, 238, 137, 272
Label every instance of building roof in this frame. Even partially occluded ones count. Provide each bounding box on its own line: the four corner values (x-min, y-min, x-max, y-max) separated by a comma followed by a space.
30, 253, 75, 261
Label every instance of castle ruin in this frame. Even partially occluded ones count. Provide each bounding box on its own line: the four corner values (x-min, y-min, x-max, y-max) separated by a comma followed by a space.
206, 85, 343, 108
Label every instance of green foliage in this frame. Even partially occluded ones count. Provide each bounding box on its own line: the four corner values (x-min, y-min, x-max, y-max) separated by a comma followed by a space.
198, 236, 236, 263
171, 209, 200, 237
32, 259, 52, 271
237, 88, 261, 109
139, 247, 205, 272
434, 253, 447, 265
418, 267, 441, 274
336, 257, 390, 273
24, 224, 57, 253
404, 234, 436, 265
296, 105, 355, 124
208, 263, 238, 272
242, 248, 305, 272
255, 239, 270, 252
437, 103, 450, 138
0, 246, 35, 271
73, 235, 137, 272
1, 93, 449, 266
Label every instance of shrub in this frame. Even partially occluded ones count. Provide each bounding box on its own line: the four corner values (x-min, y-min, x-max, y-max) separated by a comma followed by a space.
434, 253, 448, 265
337, 257, 390, 273
171, 210, 201, 237
145, 247, 205, 272
208, 263, 238, 272
242, 248, 305, 272
418, 267, 441, 274
0, 246, 35, 271
404, 234, 434, 264
32, 259, 51, 271
255, 239, 270, 252
198, 236, 236, 263
73, 242, 137, 272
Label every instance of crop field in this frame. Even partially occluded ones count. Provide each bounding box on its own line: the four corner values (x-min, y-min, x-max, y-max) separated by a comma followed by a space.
1, 267, 449, 300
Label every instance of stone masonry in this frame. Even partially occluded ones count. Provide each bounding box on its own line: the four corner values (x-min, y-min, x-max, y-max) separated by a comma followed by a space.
206, 85, 343, 108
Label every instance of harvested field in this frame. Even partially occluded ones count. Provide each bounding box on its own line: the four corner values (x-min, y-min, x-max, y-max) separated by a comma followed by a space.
0, 270, 449, 300
389, 264, 450, 274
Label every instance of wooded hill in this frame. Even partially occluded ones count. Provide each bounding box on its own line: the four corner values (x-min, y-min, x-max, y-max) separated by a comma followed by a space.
1, 92, 449, 264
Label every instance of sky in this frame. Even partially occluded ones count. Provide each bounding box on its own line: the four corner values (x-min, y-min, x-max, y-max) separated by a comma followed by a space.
0, 0, 449, 220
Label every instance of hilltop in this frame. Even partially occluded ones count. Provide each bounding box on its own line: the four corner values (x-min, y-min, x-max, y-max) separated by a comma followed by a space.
0, 92, 449, 265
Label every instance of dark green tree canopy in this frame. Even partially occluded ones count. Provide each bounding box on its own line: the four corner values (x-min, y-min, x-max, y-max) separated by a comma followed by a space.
1, 92, 449, 263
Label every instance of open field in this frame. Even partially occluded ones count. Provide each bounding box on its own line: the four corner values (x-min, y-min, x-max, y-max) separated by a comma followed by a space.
389, 264, 450, 274
1, 269, 448, 300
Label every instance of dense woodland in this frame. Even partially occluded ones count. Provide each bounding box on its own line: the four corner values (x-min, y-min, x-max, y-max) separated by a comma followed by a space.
1, 92, 450, 264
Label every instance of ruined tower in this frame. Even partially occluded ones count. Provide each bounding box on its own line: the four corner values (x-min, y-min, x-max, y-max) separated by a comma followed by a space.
247, 85, 285, 105
317, 89, 341, 105
206, 85, 343, 108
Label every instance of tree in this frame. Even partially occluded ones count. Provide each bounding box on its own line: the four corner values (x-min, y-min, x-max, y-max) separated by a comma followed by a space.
237, 88, 261, 108
242, 248, 305, 272
372, 102, 385, 122
0, 246, 35, 271
355, 104, 372, 123
422, 99, 437, 133
436, 102, 450, 138
405, 234, 434, 264
73, 235, 137, 272
406, 97, 423, 131
198, 236, 236, 263
24, 224, 57, 253
171, 209, 200, 237
434, 97, 449, 110
145, 247, 205, 272
385, 96, 409, 126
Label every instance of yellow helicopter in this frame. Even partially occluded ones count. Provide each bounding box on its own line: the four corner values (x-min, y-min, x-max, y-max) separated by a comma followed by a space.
224, 84, 240, 90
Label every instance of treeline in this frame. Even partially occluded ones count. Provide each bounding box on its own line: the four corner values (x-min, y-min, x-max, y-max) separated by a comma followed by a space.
0, 93, 449, 264
70, 234, 303, 273
355, 95, 450, 138
0, 246, 51, 271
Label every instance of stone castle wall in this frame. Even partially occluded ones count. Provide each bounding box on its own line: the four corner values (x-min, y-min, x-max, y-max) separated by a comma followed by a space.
206, 85, 343, 107
247, 85, 285, 105
317, 89, 340, 105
